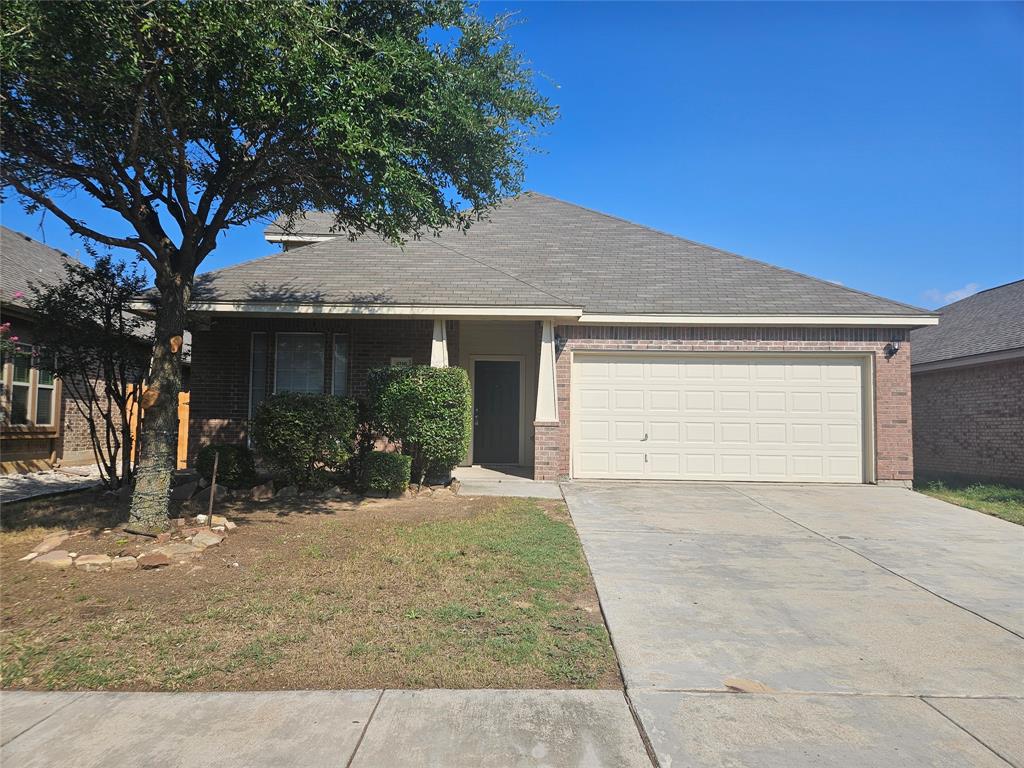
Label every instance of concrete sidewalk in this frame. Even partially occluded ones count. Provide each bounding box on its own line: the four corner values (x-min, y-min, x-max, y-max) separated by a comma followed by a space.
453, 465, 563, 500
0, 689, 652, 767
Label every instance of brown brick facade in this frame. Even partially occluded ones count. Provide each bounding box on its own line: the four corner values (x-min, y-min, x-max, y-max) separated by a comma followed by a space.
187, 317, 457, 460
912, 358, 1024, 486
532, 325, 914, 484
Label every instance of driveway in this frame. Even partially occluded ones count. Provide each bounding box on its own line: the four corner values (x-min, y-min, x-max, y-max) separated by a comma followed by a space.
563, 482, 1024, 768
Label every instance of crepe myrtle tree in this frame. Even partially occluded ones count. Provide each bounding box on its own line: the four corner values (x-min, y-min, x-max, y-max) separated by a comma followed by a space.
1, 0, 555, 529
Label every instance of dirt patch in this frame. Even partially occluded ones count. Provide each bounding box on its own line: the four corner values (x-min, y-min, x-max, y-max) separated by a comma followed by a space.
1, 490, 620, 692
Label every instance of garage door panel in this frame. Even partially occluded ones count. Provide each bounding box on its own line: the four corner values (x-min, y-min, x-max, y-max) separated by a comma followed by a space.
572, 355, 865, 483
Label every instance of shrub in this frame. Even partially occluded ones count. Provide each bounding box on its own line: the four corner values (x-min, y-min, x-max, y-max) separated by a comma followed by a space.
195, 444, 255, 489
362, 451, 412, 495
250, 393, 358, 489
369, 365, 471, 485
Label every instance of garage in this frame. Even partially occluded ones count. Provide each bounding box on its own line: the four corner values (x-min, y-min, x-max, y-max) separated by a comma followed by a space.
571, 354, 869, 483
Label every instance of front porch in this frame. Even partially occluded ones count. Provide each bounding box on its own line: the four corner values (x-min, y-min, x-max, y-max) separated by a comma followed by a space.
187, 316, 563, 481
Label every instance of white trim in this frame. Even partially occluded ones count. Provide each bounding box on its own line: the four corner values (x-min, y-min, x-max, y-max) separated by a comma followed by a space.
568, 350, 875, 484
911, 347, 1024, 373
535, 319, 558, 423
273, 332, 326, 394
577, 313, 939, 327
469, 355, 527, 466
264, 234, 338, 244
429, 318, 450, 367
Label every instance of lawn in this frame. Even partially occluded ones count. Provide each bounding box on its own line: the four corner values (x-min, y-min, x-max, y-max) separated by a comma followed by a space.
0, 490, 620, 691
916, 480, 1024, 526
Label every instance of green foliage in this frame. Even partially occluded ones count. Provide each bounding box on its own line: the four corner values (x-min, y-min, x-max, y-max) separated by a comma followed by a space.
195, 444, 256, 489
362, 451, 412, 496
917, 480, 1024, 526
369, 366, 472, 484
251, 393, 358, 489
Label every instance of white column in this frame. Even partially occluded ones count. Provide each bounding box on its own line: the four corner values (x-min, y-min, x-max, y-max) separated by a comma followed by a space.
535, 319, 559, 422
430, 318, 449, 367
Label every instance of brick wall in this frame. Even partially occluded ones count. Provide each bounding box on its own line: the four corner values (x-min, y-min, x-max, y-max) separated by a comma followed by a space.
188, 317, 444, 460
533, 326, 913, 484
912, 358, 1024, 486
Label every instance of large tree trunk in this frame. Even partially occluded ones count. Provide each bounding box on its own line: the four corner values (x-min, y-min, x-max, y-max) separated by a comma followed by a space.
128, 275, 189, 530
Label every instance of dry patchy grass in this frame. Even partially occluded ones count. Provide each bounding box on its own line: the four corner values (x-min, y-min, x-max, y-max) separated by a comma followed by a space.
1, 491, 619, 691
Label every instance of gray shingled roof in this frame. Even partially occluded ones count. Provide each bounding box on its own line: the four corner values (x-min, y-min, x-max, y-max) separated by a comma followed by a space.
0, 226, 76, 311
910, 280, 1024, 366
208, 193, 930, 316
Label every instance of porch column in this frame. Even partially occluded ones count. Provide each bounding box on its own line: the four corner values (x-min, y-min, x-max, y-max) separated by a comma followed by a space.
535, 319, 558, 422
430, 318, 449, 367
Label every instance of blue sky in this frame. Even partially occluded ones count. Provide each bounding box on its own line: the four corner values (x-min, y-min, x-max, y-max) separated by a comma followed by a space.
3, 1, 1021, 309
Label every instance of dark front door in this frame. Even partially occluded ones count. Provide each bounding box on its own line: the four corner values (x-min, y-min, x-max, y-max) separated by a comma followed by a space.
473, 360, 520, 464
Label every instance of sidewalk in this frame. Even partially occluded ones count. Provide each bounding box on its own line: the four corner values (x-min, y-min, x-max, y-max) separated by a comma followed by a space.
0, 468, 102, 504
1, 689, 652, 767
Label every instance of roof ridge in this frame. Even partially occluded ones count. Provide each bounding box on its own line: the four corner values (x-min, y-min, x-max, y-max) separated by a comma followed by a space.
521, 192, 934, 316
940, 278, 1024, 309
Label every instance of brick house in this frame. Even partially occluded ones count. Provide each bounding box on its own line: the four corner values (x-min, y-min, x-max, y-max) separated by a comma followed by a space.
910, 280, 1024, 486
187, 193, 937, 485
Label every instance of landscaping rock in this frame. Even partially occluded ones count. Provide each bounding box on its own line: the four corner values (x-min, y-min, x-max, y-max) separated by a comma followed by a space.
211, 515, 230, 527
251, 481, 275, 501
190, 484, 227, 508
153, 542, 203, 561
275, 485, 297, 499
19, 552, 38, 562
170, 480, 198, 501
448, 478, 462, 495
111, 556, 138, 571
34, 550, 73, 569
195, 514, 209, 524
169, 518, 187, 528
33, 531, 70, 554
191, 531, 224, 548
75, 554, 112, 572
138, 551, 172, 569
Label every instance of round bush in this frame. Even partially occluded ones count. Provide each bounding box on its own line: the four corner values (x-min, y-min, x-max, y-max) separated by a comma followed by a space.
362, 451, 412, 495
195, 444, 255, 489
368, 365, 471, 484
251, 393, 358, 489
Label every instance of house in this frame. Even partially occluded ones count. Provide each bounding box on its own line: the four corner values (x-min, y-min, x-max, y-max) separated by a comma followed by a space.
1, 227, 98, 472
910, 280, 1024, 486
0, 226, 191, 474
187, 193, 937, 485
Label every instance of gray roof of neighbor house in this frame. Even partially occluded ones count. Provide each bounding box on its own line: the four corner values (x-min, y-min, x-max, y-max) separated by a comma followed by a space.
910, 279, 1024, 366
199, 192, 930, 316
0, 226, 77, 312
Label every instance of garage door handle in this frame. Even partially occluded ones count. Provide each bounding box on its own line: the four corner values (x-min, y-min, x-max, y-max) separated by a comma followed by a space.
642, 433, 648, 441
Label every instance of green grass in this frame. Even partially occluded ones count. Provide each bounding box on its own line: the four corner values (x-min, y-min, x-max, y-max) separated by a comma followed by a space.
1, 496, 619, 691
916, 480, 1024, 526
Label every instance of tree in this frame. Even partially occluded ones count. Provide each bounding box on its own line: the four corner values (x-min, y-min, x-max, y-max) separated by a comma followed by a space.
1, 0, 555, 529
29, 257, 151, 490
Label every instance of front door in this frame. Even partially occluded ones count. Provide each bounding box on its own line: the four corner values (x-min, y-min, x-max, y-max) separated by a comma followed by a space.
473, 360, 520, 464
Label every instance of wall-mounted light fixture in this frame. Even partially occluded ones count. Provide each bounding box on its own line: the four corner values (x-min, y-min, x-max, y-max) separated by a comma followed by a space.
885, 337, 901, 359
554, 334, 567, 354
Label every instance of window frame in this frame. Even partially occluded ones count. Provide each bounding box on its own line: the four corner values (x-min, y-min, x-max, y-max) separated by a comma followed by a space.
273, 332, 326, 395
248, 331, 268, 419
1, 342, 62, 435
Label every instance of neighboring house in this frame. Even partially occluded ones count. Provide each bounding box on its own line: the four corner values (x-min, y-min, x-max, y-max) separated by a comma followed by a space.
910, 280, 1024, 486
188, 193, 937, 485
0, 226, 191, 474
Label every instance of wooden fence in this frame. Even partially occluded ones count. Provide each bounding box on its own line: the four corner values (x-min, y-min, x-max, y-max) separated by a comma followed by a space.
128, 390, 190, 469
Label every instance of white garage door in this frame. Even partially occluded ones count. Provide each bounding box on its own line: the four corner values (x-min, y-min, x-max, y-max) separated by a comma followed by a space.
572, 355, 867, 483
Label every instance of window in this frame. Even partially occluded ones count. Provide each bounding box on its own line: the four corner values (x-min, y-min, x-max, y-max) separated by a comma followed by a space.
332, 335, 349, 396
3, 343, 56, 428
249, 332, 268, 417
275, 333, 325, 394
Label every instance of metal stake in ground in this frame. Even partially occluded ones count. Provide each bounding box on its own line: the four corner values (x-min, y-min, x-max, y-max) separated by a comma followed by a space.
207, 451, 218, 529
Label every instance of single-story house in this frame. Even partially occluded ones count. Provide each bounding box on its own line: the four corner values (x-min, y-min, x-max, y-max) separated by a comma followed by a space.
910, 279, 1023, 486
187, 193, 937, 485
0, 226, 190, 474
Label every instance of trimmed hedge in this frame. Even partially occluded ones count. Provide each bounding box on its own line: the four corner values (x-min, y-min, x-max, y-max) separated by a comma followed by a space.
362, 451, 412, 495
250, 393, 358, 489
195, 443, 256, 489
368, 365, 471, 485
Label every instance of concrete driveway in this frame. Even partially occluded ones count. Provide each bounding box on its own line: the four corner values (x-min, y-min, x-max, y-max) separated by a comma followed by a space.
563, 482, 1024, 768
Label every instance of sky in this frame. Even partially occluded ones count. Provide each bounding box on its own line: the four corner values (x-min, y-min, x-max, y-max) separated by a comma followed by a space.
2, 1, 1022, 310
